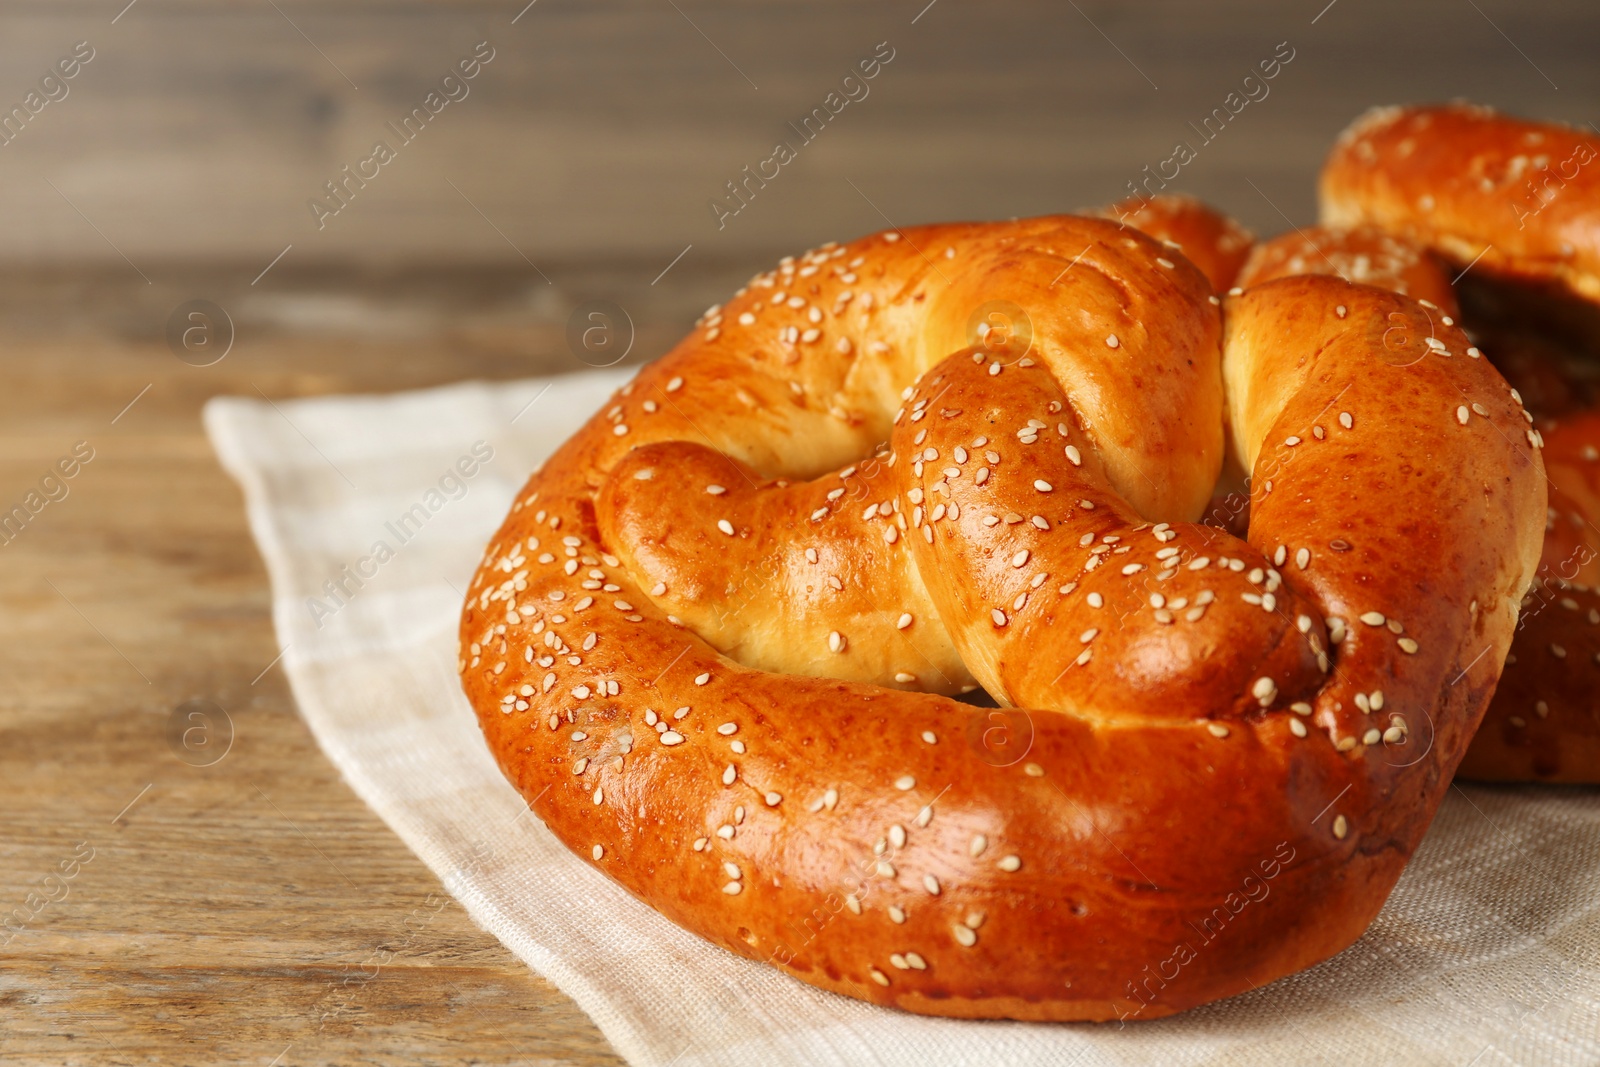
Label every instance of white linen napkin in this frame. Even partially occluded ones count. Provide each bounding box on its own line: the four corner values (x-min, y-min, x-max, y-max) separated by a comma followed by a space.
205, 369, 1600, 1067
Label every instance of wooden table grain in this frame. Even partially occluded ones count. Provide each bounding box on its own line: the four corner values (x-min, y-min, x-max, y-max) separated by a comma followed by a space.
0, 266, 714, 1067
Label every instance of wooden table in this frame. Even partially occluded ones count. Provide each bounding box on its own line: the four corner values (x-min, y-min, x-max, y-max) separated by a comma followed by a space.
0, 264, 730, 1066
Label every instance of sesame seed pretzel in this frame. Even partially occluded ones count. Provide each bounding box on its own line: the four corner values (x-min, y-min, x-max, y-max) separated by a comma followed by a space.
1236, 224, 1460, 313
459, 213, 1544, 1019
1092, 193, 1256, 292
1321, 103, 1600, 782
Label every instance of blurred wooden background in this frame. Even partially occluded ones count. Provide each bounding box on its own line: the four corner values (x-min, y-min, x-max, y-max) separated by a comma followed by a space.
1, 2, 1595, 1065
4, 0, 1597, 268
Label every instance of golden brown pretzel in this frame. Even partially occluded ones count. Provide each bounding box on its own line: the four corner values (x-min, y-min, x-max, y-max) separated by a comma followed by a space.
1321, 103, 1600, 781
1094, 193, 1255, 291
459, 214, 1544, 1020
1236, 224, 1460, 314
1321, 103, 1600, 316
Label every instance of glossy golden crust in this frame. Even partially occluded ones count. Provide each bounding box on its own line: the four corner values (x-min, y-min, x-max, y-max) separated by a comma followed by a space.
1236, 225, 1459, 314
1095, 194, 1254, 292
459, 217, 1544, 1020
1319, 103, 1600, 782
1320, 103, 1600, 307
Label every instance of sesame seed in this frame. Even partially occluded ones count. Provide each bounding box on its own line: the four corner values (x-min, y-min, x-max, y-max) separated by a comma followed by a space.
717, 519, 736, 536
1333, 815, 1348, 839
1106, 334, 1120, 348
1012, 549, 1031, 568
1207, 722, 1230, 738
1339, 412, 1353, 429
695, 672, 711, 685
895, 775, 916, 791
1456, 406, 1470, 425
1360, 611, 1386, 626
723, 765, 737, 785
969, 834, 987, 856
923, 875, 941, 895
706, 484, 727, 495
593, 845, 604, 860
1065, 445, 1082, 466
660, 731, 685, 746
765, 792, 782, 806
1034, 480, 1053, 492
1289, 718, 1308, 738
1398, 637, 1419, 654
991, 609, 1007, 626
829, 631, 846, 653
998, 855, 1021, 872
897, 613, 913, 629
889, 906, 906, 923
870, 969, 889, 986
1024, 763, 1044, 777
954, 925, 977, 947
718, 722, 737, 735
921, 731, 937, 744
723, 881, 742, 895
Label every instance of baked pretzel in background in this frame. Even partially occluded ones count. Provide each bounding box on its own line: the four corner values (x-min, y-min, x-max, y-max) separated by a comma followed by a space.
1095, 193, 1255, 292
460, 211, 1544, 1020
1319, 103, 1600, 782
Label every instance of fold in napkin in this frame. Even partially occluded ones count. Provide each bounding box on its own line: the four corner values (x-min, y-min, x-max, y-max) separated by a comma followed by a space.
205, 370, 1600, 1067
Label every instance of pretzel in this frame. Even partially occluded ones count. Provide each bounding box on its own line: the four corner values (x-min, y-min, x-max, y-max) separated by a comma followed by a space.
1094, 193, 1255, 291
1236, 225, 1459, 314
459, 214, 1544, 1020
1321, 103, 1600, 322
1322, 103, 1600, 781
